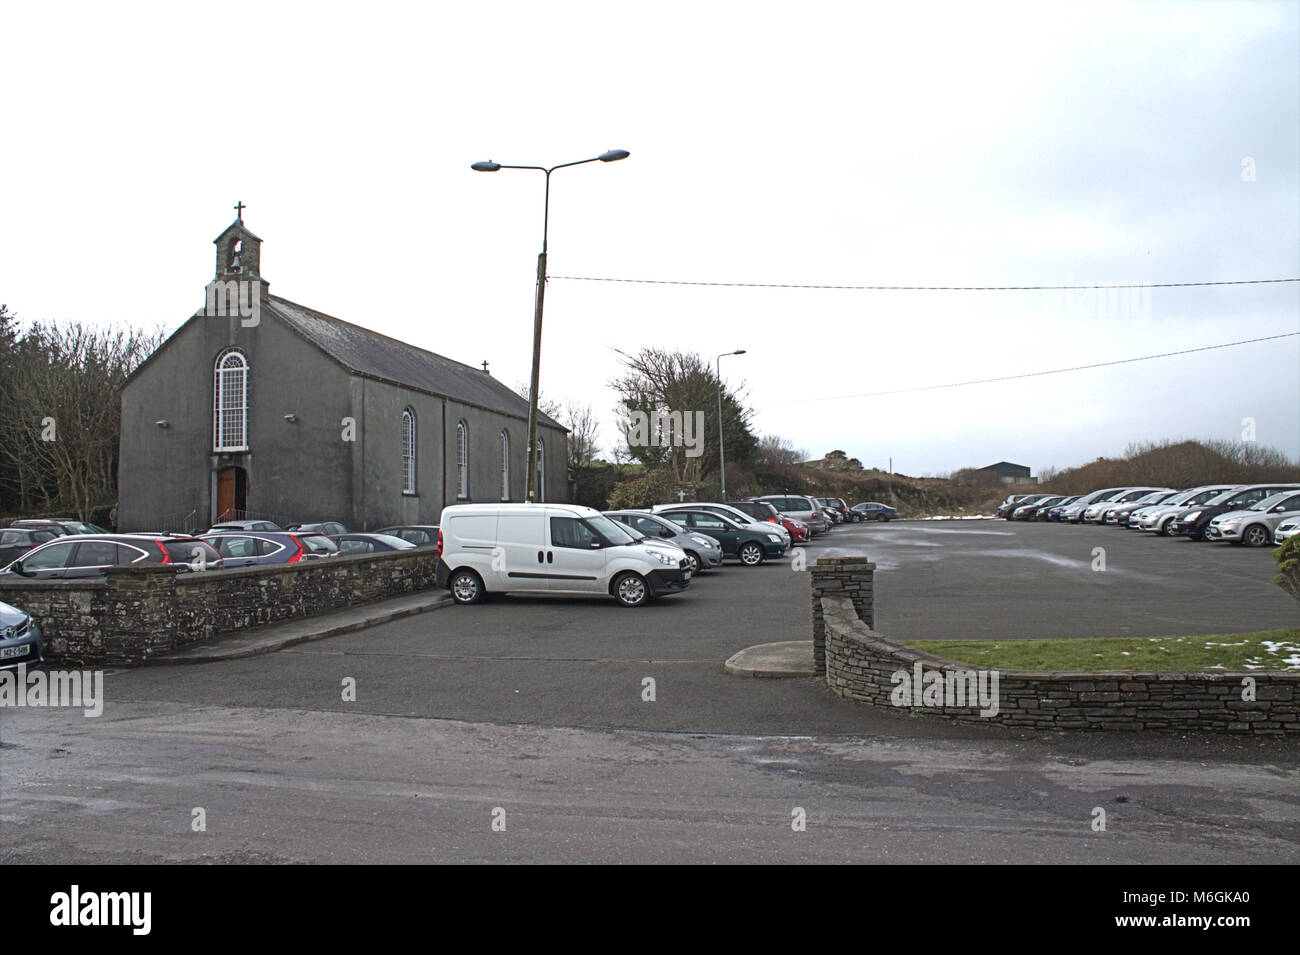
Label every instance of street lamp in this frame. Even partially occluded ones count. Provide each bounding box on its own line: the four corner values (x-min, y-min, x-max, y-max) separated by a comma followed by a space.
716, 349, 746, 498
471, 148, 630, 502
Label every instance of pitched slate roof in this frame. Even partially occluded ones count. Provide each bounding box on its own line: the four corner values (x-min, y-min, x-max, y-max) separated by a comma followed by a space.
266, 295, 563, 430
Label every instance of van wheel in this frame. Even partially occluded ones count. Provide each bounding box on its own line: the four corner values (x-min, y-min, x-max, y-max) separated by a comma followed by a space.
685, 551, 701, 575
613, 572, 649, 607
738, 542, 764, 566
450, 569, 485, 604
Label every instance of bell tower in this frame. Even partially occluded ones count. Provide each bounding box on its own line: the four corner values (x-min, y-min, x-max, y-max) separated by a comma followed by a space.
213, 202, 269, 294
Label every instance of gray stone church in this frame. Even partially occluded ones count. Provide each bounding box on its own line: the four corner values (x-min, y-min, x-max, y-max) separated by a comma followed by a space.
117, 215, 567, 532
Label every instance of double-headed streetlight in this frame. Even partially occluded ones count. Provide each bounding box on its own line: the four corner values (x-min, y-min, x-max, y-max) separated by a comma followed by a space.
471, 149, 630, 502
716, 349, 746, 498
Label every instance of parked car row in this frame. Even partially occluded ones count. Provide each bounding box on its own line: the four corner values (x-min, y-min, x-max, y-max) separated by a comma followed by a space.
432, 492, 902, 609
999, 483, 1300, 546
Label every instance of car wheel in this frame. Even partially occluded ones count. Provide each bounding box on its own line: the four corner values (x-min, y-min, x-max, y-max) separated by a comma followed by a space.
685, 551, 702, 575
1243, 525, 1271, 547
449, 568, 485, 605
738, 542, 764, 566
613, 571, 649, 607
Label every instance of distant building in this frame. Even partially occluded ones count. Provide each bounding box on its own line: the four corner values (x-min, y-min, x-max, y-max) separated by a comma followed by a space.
978, 461, 1035, 484
117, 215, 567, 532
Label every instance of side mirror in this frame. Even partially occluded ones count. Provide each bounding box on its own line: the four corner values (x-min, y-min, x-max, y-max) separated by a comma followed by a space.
589, 540, 604, 549
11, 561, 30, 577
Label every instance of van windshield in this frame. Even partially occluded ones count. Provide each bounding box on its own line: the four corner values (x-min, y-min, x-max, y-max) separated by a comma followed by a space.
586, 515, 637, 546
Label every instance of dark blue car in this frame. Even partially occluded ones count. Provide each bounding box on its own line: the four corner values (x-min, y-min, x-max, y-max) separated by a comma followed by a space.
851, 502, 897, 522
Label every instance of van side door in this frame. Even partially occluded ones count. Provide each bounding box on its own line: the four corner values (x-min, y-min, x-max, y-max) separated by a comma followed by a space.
546, 516, 608, 594
496, 511, 546, 591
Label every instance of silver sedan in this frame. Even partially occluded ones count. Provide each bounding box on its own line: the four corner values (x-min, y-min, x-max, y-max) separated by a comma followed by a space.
604, 510, 726, 576
1206, 491, 1300, 546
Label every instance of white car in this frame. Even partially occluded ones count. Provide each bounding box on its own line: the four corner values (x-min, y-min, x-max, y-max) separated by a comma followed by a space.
1275, 518, 1300, 544
436, 503, 691, 607
1206, 491, 1300, 546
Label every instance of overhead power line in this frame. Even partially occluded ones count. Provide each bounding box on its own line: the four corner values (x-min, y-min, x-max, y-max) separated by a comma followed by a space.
767, 332, 1300, 405
551, 275, 1300, 291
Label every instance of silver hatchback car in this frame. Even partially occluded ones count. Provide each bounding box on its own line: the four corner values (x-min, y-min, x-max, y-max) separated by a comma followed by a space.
1206, 491, 1300, 546
0, 600, 44, 669
604, 510, 725, 575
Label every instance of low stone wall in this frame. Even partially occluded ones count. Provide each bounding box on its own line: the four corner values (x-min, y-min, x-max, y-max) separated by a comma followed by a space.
0, 549, 442, 666
811, 556, 1299, 734
820, 595, 1299, 734
809, 557, 874, 674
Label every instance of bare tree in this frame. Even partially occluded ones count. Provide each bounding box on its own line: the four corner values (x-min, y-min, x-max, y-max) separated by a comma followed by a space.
0, 318, 162, 519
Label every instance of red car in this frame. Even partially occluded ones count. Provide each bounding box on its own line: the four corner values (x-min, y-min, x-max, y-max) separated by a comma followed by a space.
777, 514, 810, 543
729, 499, 810, 544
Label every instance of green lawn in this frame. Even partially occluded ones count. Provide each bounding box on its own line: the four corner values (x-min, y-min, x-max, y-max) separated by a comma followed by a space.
903, 629, 1300, 672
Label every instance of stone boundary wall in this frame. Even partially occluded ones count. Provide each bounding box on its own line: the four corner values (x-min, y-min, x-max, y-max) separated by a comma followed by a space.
809, 557, 875, 674
0, 549, 442, 666
820, 594, 1299, 734
810, 556, 1298, 734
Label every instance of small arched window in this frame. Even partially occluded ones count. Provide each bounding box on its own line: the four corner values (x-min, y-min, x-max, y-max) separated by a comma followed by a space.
457, 420, 469, 499
213, 348, 249, 452
401, 409, 416, 494
500, 429, 511, 501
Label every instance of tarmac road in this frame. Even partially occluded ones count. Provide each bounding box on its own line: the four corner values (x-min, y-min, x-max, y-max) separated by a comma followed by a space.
1, 520, 1296, 863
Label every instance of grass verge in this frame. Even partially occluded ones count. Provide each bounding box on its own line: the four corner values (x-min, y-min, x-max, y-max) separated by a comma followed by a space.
902, 629, 1300, 671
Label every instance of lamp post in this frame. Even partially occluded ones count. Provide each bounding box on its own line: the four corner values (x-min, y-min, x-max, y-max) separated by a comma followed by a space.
716, 349, 746, 499
471, 149, 630, 502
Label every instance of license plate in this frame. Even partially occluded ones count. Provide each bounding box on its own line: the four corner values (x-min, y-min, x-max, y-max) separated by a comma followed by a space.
0, 645, 29, 659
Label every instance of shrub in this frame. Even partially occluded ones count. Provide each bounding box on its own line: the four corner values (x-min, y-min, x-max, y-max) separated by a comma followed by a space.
1274, 536, 1300, 604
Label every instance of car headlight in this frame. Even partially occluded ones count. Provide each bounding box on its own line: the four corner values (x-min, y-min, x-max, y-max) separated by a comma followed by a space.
1218, 520, 1238, 529
767, 534, 782, 543
1182, 511, 1202, 522
690, 535, 715, 548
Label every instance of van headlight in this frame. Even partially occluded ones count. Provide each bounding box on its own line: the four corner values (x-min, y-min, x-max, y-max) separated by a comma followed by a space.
649, 549, 678, 566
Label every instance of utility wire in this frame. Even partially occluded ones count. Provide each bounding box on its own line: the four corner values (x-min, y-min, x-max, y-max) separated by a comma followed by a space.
767, 332, 1300, 405
551, 275, 1300, 291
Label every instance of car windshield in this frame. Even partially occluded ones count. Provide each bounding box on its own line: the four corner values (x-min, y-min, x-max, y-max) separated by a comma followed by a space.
585, 515, 636, 545
1204, 489, 1246, 506
1249, 492, 1295, 512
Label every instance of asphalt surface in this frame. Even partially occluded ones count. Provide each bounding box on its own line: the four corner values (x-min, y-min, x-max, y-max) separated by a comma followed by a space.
2, 519, 1296, 863
62, 519, 1298, 737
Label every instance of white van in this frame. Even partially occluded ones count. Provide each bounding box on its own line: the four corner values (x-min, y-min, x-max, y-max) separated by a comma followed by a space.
435, 503, 692, 607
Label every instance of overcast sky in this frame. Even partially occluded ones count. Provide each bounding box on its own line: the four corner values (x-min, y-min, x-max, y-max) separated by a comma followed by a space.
3, 0, 1297, 476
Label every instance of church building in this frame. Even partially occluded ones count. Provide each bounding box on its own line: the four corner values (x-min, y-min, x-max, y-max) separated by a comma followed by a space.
116, 213, 568, 532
